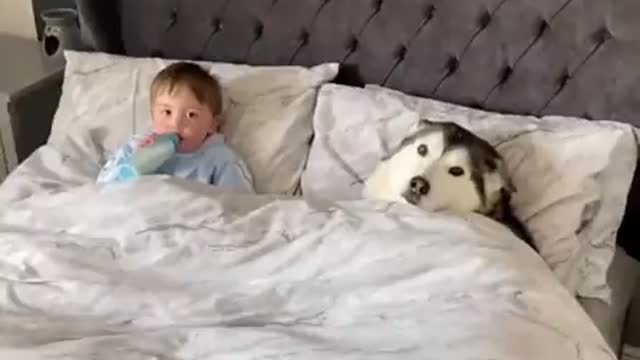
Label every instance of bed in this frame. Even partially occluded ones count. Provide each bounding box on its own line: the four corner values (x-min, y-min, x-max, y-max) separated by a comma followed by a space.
0, 0, 639, 359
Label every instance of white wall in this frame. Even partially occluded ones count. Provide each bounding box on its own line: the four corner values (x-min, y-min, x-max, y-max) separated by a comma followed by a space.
0, 0, 36, 38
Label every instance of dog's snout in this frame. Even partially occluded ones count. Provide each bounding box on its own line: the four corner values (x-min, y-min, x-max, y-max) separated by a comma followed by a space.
410, 176, 430, 195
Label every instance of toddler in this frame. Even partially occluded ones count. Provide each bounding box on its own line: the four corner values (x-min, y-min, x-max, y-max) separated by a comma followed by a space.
97, 61, 254, 193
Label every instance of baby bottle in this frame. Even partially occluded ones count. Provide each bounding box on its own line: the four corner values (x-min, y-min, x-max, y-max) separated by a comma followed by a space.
117, 133, 179, 181
131, 133, 179, 175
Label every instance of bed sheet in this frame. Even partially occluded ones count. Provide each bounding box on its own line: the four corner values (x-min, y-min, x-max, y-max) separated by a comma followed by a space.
0, 145, 616, 359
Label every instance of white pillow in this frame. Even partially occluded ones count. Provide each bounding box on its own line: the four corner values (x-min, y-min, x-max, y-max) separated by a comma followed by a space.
301, 83, 638, 303
48, 51, 339, 195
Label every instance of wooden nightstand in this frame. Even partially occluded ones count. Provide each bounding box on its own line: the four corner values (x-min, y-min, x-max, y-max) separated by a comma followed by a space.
0, 34, 64, 182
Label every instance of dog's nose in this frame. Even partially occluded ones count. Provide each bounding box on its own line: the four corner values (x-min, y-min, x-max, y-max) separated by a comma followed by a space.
409, 176, 430, 195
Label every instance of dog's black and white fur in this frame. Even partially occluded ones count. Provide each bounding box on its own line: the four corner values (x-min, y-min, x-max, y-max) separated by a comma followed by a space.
363, 119, 536, 250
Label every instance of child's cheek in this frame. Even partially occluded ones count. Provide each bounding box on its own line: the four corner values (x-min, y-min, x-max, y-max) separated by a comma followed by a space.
151, 121, 167, 133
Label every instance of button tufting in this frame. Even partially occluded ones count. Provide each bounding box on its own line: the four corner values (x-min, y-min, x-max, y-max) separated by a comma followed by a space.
347, 36, 359, 52
395, 45, 407, 61
424, 4, 436, 20
499, 66, 513, 84
167, 8, 178, 28
446, 56, 459, 74
557, 71, 571, 88
594, 28, 612, 44
583, 113, 594, 121
478, 11, 491, 30
373, 0, 383, 13
211, 18, 223, 32
536, 19, 549, 38
254, 21, 264, 38
299, 30, 310, 45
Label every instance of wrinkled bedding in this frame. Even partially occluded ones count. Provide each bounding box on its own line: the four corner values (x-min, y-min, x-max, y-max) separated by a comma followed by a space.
0, 145, 616, 359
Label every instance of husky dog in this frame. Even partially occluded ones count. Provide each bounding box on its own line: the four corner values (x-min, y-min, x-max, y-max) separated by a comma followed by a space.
363, 119, 535, 250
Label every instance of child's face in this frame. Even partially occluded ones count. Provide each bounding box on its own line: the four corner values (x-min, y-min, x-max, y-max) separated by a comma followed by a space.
151, 86, 219, 153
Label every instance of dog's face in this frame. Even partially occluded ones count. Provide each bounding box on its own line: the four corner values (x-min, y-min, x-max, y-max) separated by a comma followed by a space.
363, 119, 515, 216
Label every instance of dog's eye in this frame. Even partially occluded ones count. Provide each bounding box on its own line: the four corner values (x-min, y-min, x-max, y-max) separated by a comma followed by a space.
449, 166, 464, 177
417, 144, 428, 157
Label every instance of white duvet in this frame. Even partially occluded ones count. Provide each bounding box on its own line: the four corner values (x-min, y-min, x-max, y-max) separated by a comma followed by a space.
0, 146, 616, 359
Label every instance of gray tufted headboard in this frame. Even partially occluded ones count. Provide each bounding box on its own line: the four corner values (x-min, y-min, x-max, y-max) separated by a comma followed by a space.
76, 0, 640, 258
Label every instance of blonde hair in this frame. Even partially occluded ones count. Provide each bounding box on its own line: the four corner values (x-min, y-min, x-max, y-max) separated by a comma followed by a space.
150, 62, 223, 116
